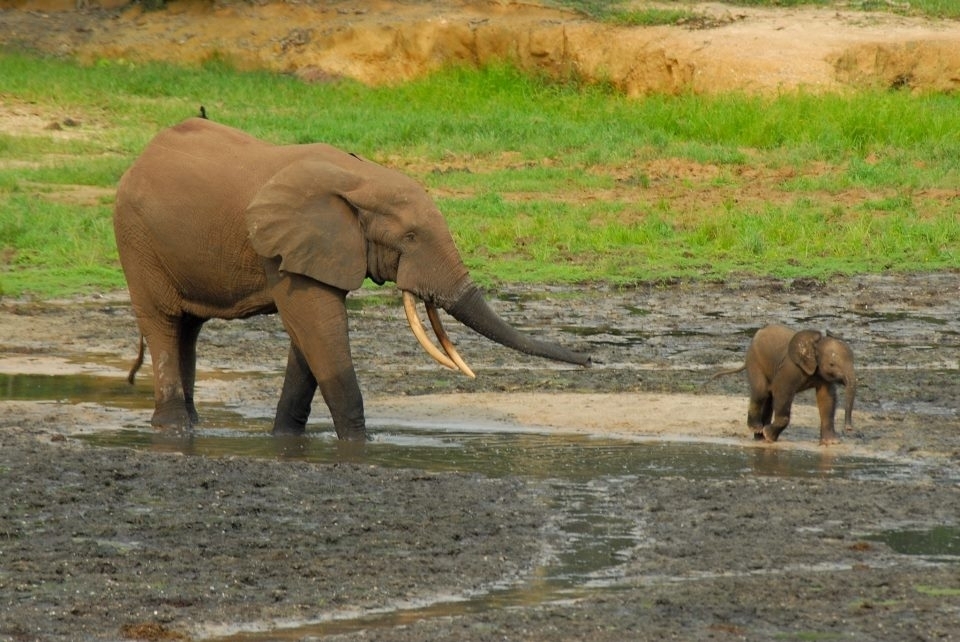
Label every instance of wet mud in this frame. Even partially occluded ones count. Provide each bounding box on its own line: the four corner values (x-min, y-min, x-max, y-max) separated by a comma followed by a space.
1, 273, 959, 641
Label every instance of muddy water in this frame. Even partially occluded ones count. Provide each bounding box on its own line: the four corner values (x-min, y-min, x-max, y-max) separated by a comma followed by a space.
0, 372, 148, 409
74, 421, 918, 484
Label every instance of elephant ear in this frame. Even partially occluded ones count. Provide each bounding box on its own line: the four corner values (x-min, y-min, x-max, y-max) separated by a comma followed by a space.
245, 159, 367, 291
788, 330, 822, 376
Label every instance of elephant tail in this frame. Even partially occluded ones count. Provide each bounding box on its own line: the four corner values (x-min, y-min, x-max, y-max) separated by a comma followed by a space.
701, 364, 746, 389
126, 335, 146, 385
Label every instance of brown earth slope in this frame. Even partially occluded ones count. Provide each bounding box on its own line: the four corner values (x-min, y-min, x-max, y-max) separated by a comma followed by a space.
1, 0, 960, 95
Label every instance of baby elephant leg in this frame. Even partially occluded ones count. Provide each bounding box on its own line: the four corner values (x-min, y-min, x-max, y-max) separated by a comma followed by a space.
816, 384, 841, 445
747, 394, 770, 440
762, 396, 793, 442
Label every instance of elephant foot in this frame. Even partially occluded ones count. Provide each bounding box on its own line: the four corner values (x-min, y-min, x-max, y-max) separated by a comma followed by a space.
151, 405, 196, 433
336, 427, 369, 442
272, 420, 307, 436
185, 399, 199, 424
819, 430, 841, 446
844, 427, 864, 441
761, 425, 784, 442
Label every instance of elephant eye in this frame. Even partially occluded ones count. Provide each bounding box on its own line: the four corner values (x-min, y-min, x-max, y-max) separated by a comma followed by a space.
403, 231, 417, 243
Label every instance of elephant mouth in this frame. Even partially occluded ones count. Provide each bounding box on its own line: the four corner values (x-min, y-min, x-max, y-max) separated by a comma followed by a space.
402, 291, 476, 378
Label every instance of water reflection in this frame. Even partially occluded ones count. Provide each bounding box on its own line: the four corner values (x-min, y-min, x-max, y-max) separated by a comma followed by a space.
0, 372, 148, 408
79, 425, 906, 483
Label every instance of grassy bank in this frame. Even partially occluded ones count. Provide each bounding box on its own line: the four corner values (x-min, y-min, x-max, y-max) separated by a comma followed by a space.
1, 53, 958, 297
554, 0, 960, 22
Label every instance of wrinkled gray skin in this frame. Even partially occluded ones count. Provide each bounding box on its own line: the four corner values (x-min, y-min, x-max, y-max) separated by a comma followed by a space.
114, 118, 589, 440
709, 324, 857, 445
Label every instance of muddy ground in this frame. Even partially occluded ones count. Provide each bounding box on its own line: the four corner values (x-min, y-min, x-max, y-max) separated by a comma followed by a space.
2, 1, 960, 640
2, 274, 960, 641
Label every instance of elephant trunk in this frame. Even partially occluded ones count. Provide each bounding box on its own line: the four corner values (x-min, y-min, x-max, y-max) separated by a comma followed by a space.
842, 370, 857, 430
445, 284, 590, 367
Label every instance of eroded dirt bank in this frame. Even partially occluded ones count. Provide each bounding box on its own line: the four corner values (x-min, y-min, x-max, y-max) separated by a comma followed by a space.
2, 0, 960, 94
1, 275, 959, 640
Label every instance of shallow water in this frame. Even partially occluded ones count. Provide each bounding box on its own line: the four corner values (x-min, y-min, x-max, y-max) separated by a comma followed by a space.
0, 369, 921, 486
79, 420, 915, 484
869, 525, 960, 561
0, 371, 149, 408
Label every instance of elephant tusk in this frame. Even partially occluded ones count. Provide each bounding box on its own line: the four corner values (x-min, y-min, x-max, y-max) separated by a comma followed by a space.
402, 291, 458, 372
426, 304, 476, 379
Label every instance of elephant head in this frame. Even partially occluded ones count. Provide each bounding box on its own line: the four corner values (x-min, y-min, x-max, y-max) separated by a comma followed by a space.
788, 329, 856, 429
244, 152, 591, 376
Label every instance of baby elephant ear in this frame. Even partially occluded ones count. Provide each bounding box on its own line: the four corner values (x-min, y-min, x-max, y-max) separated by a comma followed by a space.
788, 329, 822, 376
245, 159, 367, 291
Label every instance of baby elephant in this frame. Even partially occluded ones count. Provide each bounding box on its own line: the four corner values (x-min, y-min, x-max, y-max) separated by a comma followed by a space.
710, 324, 857, 445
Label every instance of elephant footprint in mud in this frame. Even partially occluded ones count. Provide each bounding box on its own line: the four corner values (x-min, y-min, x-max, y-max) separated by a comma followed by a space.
708, 324, 857, 445
114, 118, 589, 440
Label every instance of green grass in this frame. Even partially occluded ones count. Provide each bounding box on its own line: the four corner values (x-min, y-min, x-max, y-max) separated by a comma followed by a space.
0, 193, 126, 295
1, 52, 958, 297
552, 0, 960, 21
915, 585, 960, 597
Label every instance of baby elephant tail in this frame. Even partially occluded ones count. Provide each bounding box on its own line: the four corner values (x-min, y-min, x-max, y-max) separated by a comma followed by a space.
701, 364, 746, 389
126, 335, 146, 384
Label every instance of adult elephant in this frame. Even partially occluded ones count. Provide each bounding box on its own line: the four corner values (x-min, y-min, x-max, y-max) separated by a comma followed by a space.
114, 118, 589, 440
708, 324, 856, 445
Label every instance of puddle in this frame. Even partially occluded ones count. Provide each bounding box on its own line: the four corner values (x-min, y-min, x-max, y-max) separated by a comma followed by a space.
3, 368, 895, 484
78, 422, 913, 483
869, 526, 960, 562
0, 371, 149, 409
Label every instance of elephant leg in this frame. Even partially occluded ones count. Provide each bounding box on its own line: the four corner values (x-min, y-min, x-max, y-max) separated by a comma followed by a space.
815, 383, 840, 445
138, 312, 195, 431
273, 342, 318, 435
747, 392, 769, 440
763, 395, 793, 442
268, 270, 366, 441
761, 396, 774, 427
178, 313, 205, 424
